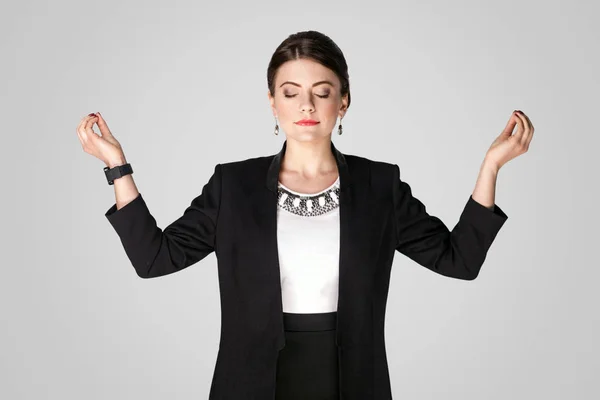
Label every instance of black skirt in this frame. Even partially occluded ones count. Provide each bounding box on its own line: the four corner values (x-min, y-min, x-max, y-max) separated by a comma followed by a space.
275, 311, 339, 400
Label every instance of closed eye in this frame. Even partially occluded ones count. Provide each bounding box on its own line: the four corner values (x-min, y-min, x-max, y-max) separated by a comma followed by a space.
284, 94, 329, 99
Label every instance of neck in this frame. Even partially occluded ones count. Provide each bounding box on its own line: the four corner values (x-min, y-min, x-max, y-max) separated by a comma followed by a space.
281, 137, 338, 179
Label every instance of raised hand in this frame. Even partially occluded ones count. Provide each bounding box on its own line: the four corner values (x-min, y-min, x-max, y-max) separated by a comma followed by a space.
76, 112, 126, 167
485, 110, 535, 170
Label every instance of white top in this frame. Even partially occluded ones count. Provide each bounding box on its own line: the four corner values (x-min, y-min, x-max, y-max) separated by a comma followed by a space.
276, 176, 340, 314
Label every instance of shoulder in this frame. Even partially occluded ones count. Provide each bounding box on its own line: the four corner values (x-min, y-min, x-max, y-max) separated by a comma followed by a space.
219, 153, 272, 172
337, 148, 395, 169
212, 153, 272, 188
353, 154, 396, 174
344, 152, 398, 187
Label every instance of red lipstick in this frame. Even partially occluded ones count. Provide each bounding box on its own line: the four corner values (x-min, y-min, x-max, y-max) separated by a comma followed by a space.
295, 119, 320, 126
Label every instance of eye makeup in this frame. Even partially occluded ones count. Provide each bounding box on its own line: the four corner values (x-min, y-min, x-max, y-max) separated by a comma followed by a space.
283, 93, 330, 98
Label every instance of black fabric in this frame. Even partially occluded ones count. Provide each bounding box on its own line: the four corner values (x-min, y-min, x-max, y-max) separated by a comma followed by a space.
282, 311, 337, 331
276, 312, 339, 400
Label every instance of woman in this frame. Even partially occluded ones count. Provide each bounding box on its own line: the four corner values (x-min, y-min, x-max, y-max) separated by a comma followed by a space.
76, 31, 533, 399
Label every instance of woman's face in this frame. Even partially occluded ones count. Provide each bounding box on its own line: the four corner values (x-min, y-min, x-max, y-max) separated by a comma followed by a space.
268, 58, 348, 143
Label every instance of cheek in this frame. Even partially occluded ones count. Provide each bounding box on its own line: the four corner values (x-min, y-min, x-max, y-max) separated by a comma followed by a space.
322, 102, 340, 118
275, 102, 294, 118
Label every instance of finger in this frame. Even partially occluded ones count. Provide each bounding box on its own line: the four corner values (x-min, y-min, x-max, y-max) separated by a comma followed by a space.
78, 124, 90, 145
95, 112, 114, 138
502, 113, 519, 137
520, 111, 534, 134
512, 111, 526, 143
515, 111, 531, 146
522, 112, 534, 147
84, 115, 100, 140
77, 114, 96, 145
76, 113, 94, 134
76, 124, 84, 145
516, 110, 532, 131
76, 116, 87, 143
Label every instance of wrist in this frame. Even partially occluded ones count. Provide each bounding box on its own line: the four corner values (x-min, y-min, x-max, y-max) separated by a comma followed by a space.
482, 157, 500, 175
106, 156, 127, 169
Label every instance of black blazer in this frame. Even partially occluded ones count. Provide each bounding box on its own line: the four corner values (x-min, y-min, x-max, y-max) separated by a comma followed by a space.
105, 139, 508, 399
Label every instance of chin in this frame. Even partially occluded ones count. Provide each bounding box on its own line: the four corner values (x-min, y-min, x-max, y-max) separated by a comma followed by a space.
287, 131, 332, 142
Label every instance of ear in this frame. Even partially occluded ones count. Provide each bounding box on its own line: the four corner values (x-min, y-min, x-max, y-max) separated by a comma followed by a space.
339, 93, 349, 118
267, 90, 276, 117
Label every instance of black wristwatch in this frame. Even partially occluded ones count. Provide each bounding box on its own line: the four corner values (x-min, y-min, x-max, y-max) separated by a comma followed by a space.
104, 163, 133, 185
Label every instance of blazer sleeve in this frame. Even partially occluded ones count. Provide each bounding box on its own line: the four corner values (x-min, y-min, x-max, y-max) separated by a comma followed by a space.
104, 163, 222, 279
392, 164, 508, 280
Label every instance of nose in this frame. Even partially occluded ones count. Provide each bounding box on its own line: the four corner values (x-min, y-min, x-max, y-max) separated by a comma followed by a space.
299, 96, 315, 113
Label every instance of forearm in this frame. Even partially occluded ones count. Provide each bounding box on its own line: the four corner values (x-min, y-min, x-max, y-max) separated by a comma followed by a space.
106, 154, 140, 210
471, 158, 499, 210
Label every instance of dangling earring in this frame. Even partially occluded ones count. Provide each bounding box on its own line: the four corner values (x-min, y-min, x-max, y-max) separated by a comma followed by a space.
338, 116, 343, 135
274, 117, 279, 135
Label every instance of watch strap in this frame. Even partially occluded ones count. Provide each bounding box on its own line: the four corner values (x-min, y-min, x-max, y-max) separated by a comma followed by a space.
104, 163, 133, 185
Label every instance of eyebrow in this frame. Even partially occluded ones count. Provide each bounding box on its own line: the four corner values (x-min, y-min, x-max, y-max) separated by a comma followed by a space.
279, 80, 335, 88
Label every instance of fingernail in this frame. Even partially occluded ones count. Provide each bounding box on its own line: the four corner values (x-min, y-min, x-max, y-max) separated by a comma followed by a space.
88, 113, 97, 117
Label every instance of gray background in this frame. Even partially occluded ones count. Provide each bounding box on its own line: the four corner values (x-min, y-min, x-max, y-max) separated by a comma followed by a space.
2, 0, 598, 398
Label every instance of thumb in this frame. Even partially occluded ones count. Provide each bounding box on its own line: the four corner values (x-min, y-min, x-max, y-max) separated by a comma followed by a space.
95, 112, 114, 138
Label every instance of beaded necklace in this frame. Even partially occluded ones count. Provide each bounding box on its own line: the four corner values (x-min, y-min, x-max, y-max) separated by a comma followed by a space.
277, 176, 340, 217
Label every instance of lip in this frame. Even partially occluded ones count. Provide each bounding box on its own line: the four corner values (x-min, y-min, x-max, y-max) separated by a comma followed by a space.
295, 119, 320, 125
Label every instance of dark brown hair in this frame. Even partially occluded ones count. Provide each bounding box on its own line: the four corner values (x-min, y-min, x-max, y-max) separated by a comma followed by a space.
267, 30, 351, 109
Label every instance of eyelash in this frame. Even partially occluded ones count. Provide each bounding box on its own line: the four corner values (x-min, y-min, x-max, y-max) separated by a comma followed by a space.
284, 94, 329, 99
